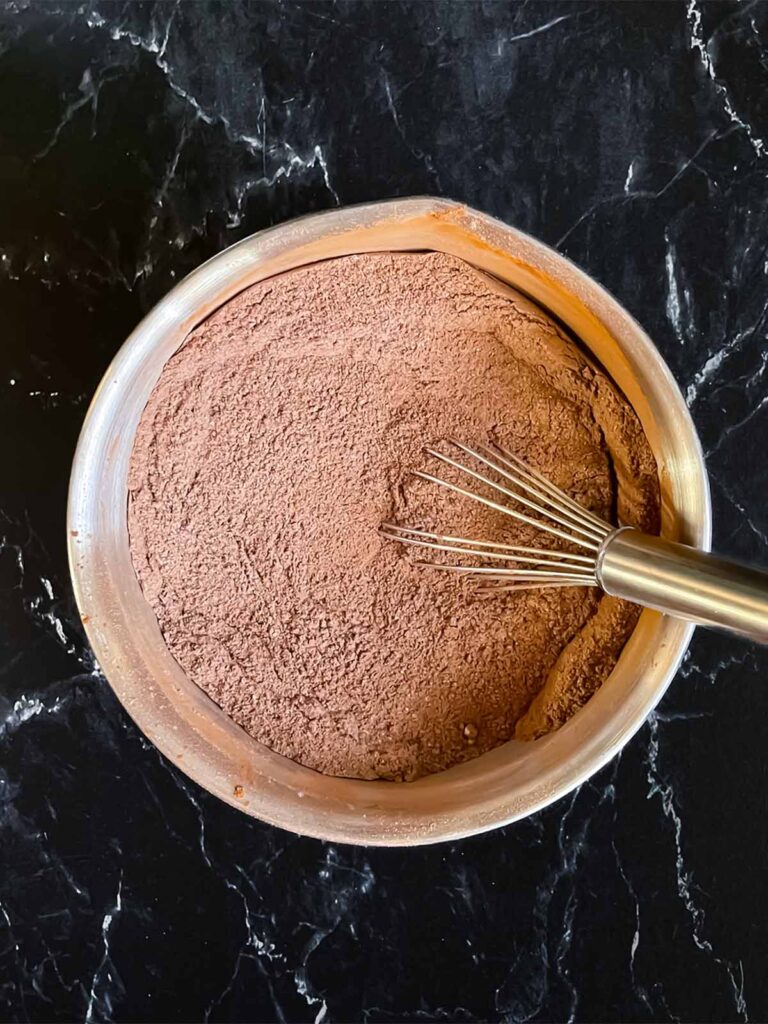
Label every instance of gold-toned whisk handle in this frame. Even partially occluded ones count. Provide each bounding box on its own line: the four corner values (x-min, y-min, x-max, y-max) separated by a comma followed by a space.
598, 529, 768, 644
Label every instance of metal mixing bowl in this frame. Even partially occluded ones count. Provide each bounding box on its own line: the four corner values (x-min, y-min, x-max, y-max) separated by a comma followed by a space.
67, 198, 711, 845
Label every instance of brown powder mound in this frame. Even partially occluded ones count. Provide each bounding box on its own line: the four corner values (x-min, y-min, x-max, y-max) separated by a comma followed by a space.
128, 251, 659, 781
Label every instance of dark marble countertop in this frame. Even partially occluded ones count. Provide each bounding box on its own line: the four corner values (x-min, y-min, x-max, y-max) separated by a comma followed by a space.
2, 2, 768, 1021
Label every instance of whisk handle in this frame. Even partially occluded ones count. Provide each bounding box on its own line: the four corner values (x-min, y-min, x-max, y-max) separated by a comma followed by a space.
597, 529, 768, 644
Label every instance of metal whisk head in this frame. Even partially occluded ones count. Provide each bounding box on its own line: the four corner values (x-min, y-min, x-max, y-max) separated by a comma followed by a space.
381, 440, 768, 642
380, 440, 613, 593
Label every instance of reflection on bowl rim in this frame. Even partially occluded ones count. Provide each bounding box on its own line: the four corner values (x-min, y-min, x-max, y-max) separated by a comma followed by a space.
67, 198, 711, 846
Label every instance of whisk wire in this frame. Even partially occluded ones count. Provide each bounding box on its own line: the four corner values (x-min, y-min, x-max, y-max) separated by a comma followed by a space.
488, 441, 609, 528
482, 442, 610, 534
451, 441, 609, 542
416, 461, 601, 552
475, 580, 593, 595
380, 441, 768, 645
415, 562, 596, 583
427, 443, 609, 546
379, 523, 594, 569
382, 441, 613, 591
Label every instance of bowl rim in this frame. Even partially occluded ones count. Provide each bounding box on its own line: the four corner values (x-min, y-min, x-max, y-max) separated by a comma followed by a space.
68, 197, 711, 844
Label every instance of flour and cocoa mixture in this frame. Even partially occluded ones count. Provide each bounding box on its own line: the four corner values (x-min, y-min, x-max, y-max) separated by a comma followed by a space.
128, 251, 659, 781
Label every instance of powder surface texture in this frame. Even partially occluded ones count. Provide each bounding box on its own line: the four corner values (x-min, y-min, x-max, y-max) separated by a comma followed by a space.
128, 252, 659, 781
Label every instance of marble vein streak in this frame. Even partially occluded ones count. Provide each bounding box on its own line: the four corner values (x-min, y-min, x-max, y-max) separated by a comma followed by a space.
381, 71, 442, 189
33, 67, 116, 162
555, 129, 722, 248
504, 14, 572, 46
495, 774, 618, 1023
84, 874, 124, 1024
686, 303, 768, 406
665, 231, 684, 344
82, 5, 340, 215
645, 714, 748, 1021
611, 835, 657, 1017
714, 476, 768, 546
687, 0, 767, 158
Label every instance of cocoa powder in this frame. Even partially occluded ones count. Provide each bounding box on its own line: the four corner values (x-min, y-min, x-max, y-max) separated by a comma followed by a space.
128, 252, 659, 780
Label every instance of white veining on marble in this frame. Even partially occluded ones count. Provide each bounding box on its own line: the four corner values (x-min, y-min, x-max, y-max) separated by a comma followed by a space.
202, 869, 287, 1023
200, 842, 375, 1022
686, 341, 736, 405
293, 925, 331, 1023
0, 695, 64, 737
227, 143, 340, 230
645, 713, 748, 1020
687, 0, 767, 159
706, 393, 768, 458
160, 762, 214, 871
665, 229, 684, 343
381, 71, 442, 188
84, 873, 124, 1024
81, 3, 340, 233
495, 772, 618, 1023
714, 476, 768, 546
147, 122, 191, 232
1, 531, 24, 586
34, 65, 120, 162
677, 645, 757, 695
147, 742, 370, 1024
504, 15, 572, 46
1, 521, 96, 674
611, 833, 657, 1017
623, 159, 635, 193
556, 129, 722, 248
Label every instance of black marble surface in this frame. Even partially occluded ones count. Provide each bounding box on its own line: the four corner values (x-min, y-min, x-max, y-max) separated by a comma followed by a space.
2, 1, 768, 1020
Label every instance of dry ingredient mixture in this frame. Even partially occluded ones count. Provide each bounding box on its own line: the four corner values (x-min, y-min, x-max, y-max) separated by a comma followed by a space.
128, 252, 659, 781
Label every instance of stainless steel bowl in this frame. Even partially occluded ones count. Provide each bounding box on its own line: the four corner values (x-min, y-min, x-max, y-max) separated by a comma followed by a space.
67, 198, 711, 845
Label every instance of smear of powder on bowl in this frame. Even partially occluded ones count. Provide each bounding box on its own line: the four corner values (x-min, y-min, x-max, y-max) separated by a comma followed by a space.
128, 252, 659, 781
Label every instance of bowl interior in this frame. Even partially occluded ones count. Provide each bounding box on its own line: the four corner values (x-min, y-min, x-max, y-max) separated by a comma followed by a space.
68, 199, 710, 845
